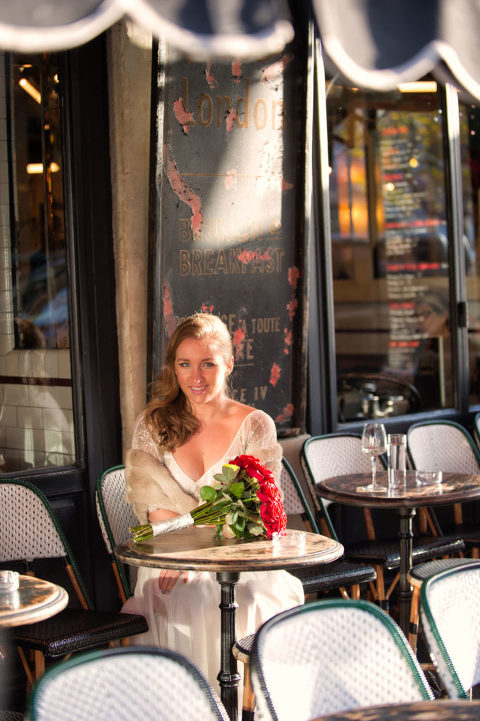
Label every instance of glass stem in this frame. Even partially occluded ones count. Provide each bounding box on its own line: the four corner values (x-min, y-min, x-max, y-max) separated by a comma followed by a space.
371, 455, 376, 487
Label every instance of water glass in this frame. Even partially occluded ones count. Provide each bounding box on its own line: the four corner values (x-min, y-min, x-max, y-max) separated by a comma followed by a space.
387, 434, 407, 491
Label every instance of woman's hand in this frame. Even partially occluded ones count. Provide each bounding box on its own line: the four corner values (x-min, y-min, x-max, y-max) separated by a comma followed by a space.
157, 569, 189, 594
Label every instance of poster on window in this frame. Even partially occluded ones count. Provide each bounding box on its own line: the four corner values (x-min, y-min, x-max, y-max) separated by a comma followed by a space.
148, 40, 309, 436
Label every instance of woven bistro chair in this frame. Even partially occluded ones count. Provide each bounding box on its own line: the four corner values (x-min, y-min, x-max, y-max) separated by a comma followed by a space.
406, 421, 480, 652
301, 433, 464, 612
250, 598, 434, 721
0, 479, 148, 688
233, 457, 377, 721
28, 645, 228, 721
419, 560, 480, 699
407, 420, 480, 556
95, 465, 138, 603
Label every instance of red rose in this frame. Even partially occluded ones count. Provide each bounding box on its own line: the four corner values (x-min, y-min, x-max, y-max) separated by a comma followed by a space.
231, 455, 273, 483
230, 454, 287, 539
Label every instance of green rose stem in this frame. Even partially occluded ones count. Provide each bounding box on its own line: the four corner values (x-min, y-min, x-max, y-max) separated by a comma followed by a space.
130, 497, 232, 543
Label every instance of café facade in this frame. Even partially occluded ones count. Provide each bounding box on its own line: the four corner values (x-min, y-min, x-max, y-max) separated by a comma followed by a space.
1, 0, 480, 610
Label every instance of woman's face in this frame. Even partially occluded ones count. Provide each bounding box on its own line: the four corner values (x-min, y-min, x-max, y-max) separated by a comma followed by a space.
174, 337, 233, 407
416, 302, 448, 337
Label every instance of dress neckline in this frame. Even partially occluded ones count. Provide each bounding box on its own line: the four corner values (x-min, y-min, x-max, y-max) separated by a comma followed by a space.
168, 409, 259, 484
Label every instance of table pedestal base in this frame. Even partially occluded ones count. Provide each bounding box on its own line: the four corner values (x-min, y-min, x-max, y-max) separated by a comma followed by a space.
398, 507, 415, 637
217, 571, 241, 721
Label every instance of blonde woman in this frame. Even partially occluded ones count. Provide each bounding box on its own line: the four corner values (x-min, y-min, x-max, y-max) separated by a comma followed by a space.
122, 313, 303, 690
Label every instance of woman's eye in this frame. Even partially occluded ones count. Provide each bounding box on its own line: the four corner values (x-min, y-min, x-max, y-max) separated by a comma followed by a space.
203, 362, 214, 367
179, 362, 190, 367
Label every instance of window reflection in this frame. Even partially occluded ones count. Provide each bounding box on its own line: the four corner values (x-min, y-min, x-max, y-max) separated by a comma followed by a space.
461, 104, 480, 404
328, 81, 454, 421
10, 54, 68, 350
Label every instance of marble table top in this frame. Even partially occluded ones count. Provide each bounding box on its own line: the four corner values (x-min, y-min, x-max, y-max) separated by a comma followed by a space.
0, 573, 68, 627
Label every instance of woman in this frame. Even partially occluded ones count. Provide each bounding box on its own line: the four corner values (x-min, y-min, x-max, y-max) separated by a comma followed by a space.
122, 312, 304, 690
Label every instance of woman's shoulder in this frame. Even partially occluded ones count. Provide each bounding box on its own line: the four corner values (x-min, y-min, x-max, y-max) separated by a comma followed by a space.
230, 404, 276, 436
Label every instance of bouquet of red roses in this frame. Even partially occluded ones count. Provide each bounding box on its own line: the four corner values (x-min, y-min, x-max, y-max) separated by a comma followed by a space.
130, 454, 287, 542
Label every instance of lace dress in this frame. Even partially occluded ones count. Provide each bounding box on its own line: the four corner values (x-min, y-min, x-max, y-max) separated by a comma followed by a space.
121, 409, 304, 692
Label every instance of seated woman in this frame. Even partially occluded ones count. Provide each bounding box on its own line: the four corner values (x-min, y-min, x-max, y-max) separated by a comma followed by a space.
122, 312, 304, 691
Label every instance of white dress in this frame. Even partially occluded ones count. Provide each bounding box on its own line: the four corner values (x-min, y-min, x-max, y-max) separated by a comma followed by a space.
122, 409, 304, 693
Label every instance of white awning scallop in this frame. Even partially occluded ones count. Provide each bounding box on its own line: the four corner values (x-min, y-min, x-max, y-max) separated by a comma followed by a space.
312, 0, 480, 102
0, 0, 295, 61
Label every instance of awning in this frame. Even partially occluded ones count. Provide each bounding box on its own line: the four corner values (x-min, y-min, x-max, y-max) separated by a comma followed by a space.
0, 0, 295, 61
312, 0, 480, 102
1, 0, 480, 102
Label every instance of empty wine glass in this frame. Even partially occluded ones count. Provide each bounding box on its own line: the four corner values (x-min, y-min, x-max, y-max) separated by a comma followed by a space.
360, 422, 387, 492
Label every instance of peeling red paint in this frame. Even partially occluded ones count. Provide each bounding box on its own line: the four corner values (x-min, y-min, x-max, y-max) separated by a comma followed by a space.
162, 281, 176, 336
173, 98, 194, 134
225, 169, 237, 190
261, 54, 294, 84
232, 327, 246, 359
287, 298, 298, 321
276, 403, 295, 423
201, 304, 214, 313
270, 363, 281, 387
237, 249, 272, 264
284, 328, 292, 354
225, 107, 237, 132
232, 60, 242, 83
205, 63, 218, 89
281, 178, 293, 192
288, 266, 301, 290
165, 146, 203, 235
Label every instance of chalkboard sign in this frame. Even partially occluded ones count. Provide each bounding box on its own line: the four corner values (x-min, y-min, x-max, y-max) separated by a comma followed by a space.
148, 38, 309, 436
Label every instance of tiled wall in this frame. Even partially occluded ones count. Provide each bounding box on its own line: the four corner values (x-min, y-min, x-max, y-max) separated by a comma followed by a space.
0, 55, 75, 472
0, 349, 75, 470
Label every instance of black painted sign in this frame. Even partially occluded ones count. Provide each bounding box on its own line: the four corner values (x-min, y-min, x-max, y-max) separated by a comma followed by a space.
149, 40, 308, 435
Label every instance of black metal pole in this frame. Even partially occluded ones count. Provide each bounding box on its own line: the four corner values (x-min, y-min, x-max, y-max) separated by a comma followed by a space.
398, 507, 415, 637
217, 571, 241, 721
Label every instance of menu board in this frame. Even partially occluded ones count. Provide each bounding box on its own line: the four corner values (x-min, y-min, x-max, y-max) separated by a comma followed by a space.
148, 42, 308, 435
376, 110, 448, 374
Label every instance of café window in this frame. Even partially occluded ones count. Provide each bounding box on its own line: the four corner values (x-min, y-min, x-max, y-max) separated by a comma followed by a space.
0, 53, 75, 471
326, 80, 479, 422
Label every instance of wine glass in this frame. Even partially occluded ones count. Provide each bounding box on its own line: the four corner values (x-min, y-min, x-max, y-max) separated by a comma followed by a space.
360, 422, 387, 492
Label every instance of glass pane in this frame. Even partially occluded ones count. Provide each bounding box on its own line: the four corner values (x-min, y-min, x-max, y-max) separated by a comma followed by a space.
461, 104, 480, 405
328, 81, 453, 422
0, 53, 75, 471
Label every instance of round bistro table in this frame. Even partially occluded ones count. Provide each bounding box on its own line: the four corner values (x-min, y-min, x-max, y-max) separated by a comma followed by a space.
315, 470, 480, 637
115, 526, 344, 721
309, 699, 480, 721
0, 574, 68, 627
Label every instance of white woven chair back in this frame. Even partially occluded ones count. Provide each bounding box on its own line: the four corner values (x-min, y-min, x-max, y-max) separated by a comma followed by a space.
0, 482, 66, 562
251, 599, 433, 721
279, 464, 304, 516
420, 561, 480, 698
301, 435, 381, 512
96, 466, 137, 553
407, 422, 480, 474
29, 647, 228, 721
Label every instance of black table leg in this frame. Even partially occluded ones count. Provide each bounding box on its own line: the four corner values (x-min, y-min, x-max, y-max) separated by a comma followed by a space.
217, 571, 241, 721
398, 507, 415, 637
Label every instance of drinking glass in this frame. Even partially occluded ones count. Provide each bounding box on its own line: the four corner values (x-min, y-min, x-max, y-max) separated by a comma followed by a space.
360, 422, 387, 492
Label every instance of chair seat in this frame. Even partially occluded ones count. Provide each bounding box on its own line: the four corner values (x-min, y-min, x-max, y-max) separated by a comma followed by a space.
345, 536, 465, 570
290, 559, 376, 593
12, 609, 148, 658
408, 557, 477, 586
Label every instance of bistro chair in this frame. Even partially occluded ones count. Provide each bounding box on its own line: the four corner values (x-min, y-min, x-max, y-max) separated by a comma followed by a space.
250, 598, 434, 721
95, 464, 137, 603
233, 457, 377, 721
407, 419, 480, 557
419, 560, 480, 699
28, 645, 228, 721
301, 434, 464, 611
0, 480, 148, 688
406, 420, 480, 651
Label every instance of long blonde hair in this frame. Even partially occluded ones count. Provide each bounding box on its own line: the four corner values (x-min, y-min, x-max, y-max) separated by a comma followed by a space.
145, 313, 233, 450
